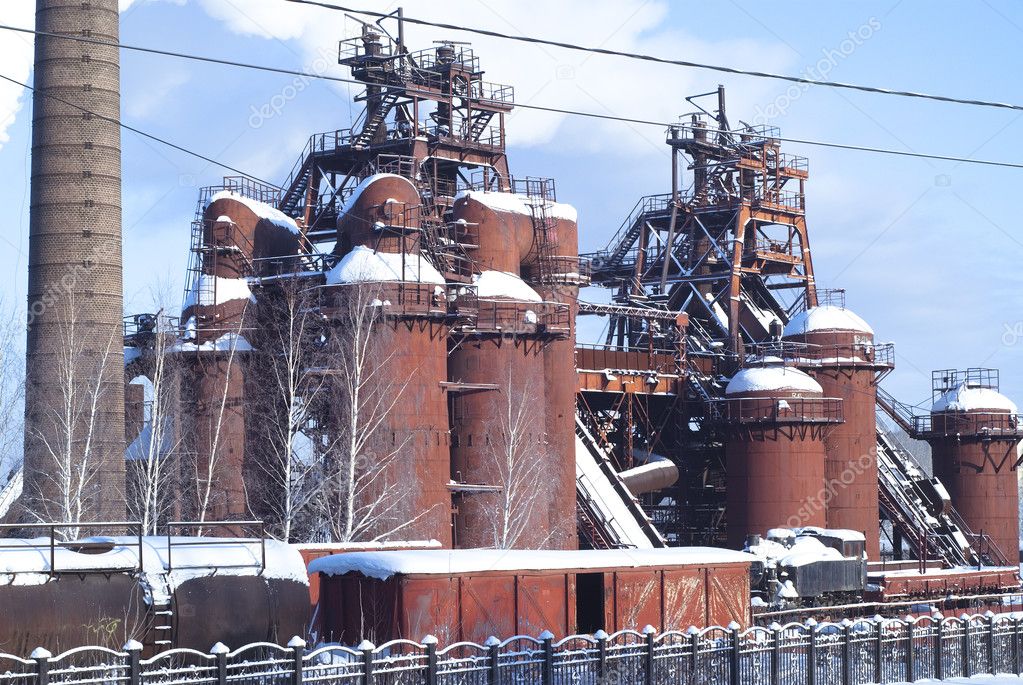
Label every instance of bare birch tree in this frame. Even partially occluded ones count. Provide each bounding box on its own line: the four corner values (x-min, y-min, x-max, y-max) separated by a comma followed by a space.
28, 292, 120, 539
482, 369, 556, 549
247, 278, 327, 542
125, 311, 184, 535
316, 282, 434, 542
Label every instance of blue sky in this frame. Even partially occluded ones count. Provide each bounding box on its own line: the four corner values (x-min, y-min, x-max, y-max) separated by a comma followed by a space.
1, 0, 1022, 410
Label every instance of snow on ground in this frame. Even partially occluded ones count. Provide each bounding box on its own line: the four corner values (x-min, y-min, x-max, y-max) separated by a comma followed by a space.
932, 382, 1018, 413
725, 365, 823, 395
455, 189, 578, 222
207, 190, 300, 235
783, 304, 873, 336
472, 270, 542, 302
326, 245, 446, 285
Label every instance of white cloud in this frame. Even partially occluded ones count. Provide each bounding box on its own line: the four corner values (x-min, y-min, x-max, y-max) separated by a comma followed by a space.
0, 2, 35, 153
190, 0, 796, 153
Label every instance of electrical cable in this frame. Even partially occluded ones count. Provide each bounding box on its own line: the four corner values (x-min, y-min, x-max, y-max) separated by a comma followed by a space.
0, 71, 280, 187
3, 24, 1023, 170
283, 0, 1023, 114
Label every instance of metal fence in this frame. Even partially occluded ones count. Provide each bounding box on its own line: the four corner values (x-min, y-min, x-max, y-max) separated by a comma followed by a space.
8, 612, 1023, 685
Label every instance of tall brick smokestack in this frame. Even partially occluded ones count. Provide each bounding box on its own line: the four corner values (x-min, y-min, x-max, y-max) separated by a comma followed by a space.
24, 0, 125, 521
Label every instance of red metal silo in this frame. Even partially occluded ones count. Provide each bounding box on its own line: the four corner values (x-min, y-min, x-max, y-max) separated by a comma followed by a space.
920, 369, 1023, 562
181, 187, 302, 521
448, 190, 574, 549
327, 173, 452, 546
783, 304, 892, 560
537, 211, 581, 550
722, 363, 843, 548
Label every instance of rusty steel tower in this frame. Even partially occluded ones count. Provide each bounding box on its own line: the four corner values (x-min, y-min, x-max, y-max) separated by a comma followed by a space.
24, 0, 125, 520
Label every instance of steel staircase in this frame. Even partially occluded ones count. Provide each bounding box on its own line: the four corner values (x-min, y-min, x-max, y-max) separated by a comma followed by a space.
875, 415, 985, 567
575, 416, 666, 549
352, 91, 400, 149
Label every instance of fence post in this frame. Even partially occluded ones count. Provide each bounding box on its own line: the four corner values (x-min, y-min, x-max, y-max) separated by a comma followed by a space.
641, 625, 656, 685
935, 615, 944, 681
422, 635, 438, 685
357, 639, 374, 685
840, 619, 851, 685
873, 615, 884, 685
727, 622, 740, 685
211, 642, 229, 685
962, 615, 972, 679
594, 630, 608, 683
1014, 614, 1021, 676
485, 636, 500, 685
986, 611, 997, 675
688, 627, 700, 680
769, 623, 781, 685
287, 636, 305, 685
31, 648, 51, 685
806, 619, 817, 685
540, 631, 554, 685
905, 617, 915, 682
124, 640, 142, 685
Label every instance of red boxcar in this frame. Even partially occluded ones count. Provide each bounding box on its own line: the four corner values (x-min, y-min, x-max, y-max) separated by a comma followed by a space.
309, 548, 752, 645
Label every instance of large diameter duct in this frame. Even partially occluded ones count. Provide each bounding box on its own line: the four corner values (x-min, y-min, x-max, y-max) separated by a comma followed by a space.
25, 0, 125, 521
723, 365, 839, 549
783, 305, 884, 560
329, 174, 452, 546
925, 382, 1021, 561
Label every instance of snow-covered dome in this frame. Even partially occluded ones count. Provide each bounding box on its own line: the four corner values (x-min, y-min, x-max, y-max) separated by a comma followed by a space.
340, 173, 419, 217
326, 245, 445, 285
931, 383, 1018, 414
725, 365, 823, 396
783, 305, 873, 337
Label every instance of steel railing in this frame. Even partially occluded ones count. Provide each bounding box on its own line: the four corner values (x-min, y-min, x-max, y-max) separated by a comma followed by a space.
8, 613, 1023, 685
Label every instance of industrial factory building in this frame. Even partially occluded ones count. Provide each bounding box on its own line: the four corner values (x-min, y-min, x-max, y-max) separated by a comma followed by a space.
7, 4, 1023, 647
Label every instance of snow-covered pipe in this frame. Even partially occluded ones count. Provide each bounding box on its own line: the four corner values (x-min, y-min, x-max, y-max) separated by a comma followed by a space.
619, 456, 679, 496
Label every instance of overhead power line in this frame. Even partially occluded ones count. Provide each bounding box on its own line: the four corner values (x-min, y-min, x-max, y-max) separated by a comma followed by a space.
2, 24, 1023, 171
0, 72, 278, 186
283, 0, 1023, 114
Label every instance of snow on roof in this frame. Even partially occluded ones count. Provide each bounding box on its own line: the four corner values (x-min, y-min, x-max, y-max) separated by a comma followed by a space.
124, 346, 142, 366
207, 190, 300, 235
0, 537, 307, 601
932, 382, 1018, 414
309, 547, 753, 580
170, 332, 253, 354
725, 365, 822, 396
125, 417, 176, 462
783, 305, 873, 337
326, 245, 446, 285
455, 189, 578, 223
747, 535, 844, 568
472, 270, 542, 302
794, 526, 866, 543
340, 174, 419, 218
182, 274, 255, 310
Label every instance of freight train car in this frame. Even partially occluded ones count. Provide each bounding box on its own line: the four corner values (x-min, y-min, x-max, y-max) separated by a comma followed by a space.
309, 548, 753, 645
0, 536, 309, 655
